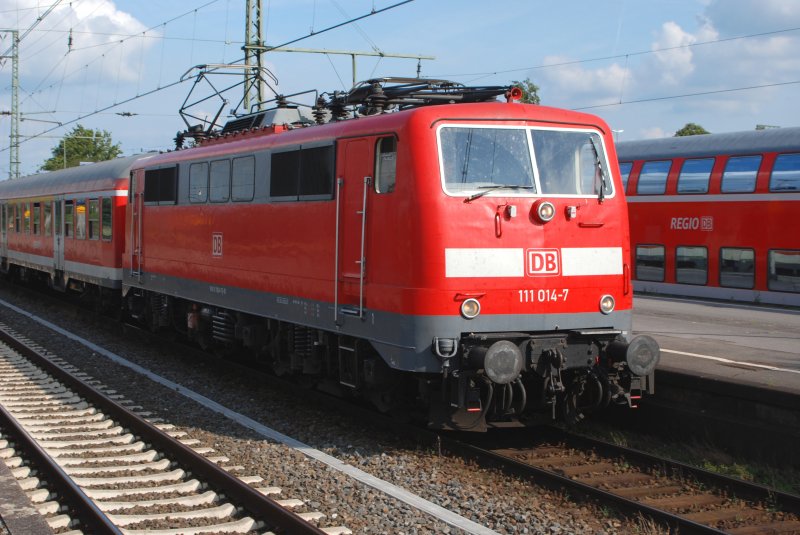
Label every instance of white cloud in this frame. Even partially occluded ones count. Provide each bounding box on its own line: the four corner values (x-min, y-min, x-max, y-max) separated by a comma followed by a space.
0, 1, 153, 93
538, 55, 633, 107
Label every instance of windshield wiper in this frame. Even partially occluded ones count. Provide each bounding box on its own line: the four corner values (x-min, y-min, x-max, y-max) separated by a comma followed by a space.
588, 136, 607, 203
465, 184, 533, 202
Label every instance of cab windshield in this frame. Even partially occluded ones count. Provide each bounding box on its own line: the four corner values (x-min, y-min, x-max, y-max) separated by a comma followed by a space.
438, 125, 613, 198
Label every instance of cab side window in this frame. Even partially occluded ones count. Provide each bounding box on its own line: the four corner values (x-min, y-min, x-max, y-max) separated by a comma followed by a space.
375, 136, 397, 194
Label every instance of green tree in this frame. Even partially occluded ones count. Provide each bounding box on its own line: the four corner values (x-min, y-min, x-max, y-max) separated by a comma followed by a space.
511, 77, 541, 105
674, 123, 710, 137
40, 125, 122, 171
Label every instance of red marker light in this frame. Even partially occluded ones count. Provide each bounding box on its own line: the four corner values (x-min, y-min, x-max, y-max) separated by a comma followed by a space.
506, 87, 523, 102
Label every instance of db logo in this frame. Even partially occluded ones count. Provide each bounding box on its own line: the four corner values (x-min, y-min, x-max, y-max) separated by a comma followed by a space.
212, 233, 223, 257
527, 248, 560, 276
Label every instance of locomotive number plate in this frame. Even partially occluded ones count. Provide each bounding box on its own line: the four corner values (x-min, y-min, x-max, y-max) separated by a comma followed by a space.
518, 288, 569, 303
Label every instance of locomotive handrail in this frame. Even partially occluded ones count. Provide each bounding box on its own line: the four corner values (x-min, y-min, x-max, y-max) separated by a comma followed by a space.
334, 177, 343, 325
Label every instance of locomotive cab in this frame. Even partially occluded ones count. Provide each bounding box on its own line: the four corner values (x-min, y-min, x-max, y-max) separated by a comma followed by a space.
410, 110, 660, 430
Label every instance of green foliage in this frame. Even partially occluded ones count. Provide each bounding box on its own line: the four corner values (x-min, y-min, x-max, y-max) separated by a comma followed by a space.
40, 125, 122, 171
674, 122, 710, 137
510, 77, 541, 105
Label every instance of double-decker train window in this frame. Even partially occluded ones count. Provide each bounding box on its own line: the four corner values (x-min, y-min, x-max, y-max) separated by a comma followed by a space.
636, 161, 670, 194
210, 160, 231, 203
721, 155, 760, 193
768, 249, 800, 292
619, 162, 632, 191
375, 136, 397, 194
677, 158, 714, 194
720, 248, 754, 289
189, 163, 209, 203
101, 198, 112, 241
769, 153, 800, 192
675, 246, 708, 285
635, 245, 665, 281
232, 156, 255, 201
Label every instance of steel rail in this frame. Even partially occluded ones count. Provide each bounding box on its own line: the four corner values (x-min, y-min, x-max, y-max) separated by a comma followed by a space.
540, 425, 800, 515
0, 402, 122, 534
0, 324, 328, 535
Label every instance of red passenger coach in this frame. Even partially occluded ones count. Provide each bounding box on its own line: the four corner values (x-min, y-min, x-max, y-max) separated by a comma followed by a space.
618, 127, 800, 307
120, 79, 659, 430
0, 155, 146, 302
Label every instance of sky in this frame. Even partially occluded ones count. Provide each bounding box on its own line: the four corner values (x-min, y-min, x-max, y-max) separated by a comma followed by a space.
1, 0, 799, 177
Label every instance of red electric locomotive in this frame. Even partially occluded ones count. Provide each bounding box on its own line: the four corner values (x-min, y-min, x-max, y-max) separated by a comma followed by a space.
0, 79, 659, 430
121, 79, 658, 430
618, 127, 800, 307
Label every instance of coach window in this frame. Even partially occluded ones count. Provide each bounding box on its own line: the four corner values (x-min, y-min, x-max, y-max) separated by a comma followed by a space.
44, 202, 52, 237
232, 156, 255, 201
210, 160, 231, 202
33, 203, 41, 235
677, 158, 714, 194
636, 161, 670, 194
375, 137, 397, 194
619, 162, 632, 191
64, 201, 74, 237
189, 163, 209, 203
101, 198, 112, 240
769, 153, 800, 192
23, 202, 31, 234
13, 204, 19, 233
635, 245, 665, 281
75, 201, 87, 239
721, 155, 760, 193
768, 250, 800, 292
675, 246, 708, 285
88, 199, 100, 240
720, 248, 754, 289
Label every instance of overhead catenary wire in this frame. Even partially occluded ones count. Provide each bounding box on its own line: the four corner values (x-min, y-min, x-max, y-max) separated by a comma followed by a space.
431, 25, 800, 81
1, 0, 418, 159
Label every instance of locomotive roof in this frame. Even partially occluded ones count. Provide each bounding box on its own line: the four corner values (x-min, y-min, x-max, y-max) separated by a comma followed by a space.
616, 126, 800, 161
0, 154, 151, 198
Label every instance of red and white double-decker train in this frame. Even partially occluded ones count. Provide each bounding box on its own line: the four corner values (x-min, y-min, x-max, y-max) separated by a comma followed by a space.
618, 127, 800, 307
0, 79, 659, 430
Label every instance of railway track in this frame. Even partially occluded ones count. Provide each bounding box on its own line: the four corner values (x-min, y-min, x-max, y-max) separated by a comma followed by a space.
0, 323, 349, 534
445, 427, 800, 534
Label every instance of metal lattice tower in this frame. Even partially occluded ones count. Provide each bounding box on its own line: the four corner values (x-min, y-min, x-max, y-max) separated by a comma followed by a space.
243, 0, 265, 112
0, 30, 20, 179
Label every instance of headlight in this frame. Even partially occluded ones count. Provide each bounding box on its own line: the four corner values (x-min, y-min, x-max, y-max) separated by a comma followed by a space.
599, 294, 615, 314
533, 200, 555, 223
461, 298, 481, 319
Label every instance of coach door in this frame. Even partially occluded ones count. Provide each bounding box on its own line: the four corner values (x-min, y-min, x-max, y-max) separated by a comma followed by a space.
0, 204, 6, 259
335, 138, 372, 322
129, 169, 143, 280
54, 198, 65, 272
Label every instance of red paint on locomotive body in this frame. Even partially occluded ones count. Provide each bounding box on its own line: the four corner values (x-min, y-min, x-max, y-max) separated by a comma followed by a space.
618, 127, 800, 307
1, 90, 659, 430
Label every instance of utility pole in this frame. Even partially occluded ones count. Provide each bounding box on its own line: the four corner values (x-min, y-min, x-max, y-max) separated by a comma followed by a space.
241, 1, 434, 114
0, 30, 20, 180
243, 0, 265, 112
